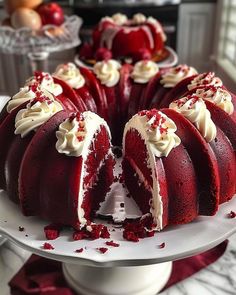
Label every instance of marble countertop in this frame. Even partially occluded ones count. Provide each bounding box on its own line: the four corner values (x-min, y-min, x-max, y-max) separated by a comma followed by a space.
0, 233, 236, 295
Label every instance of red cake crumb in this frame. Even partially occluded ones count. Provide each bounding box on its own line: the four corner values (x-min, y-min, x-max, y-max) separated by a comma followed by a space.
18, 226, 25, 232
123, 216, 156, 242
44, 223, 62, 240
158, 242, 166, 249
105, 240, 120, 247
73, 224, 110, 241
123, 231, 139, 242
228, 211, 236, 218
75, 248, 84, 253
42, 242, 54, 250
97, 247, 108, 254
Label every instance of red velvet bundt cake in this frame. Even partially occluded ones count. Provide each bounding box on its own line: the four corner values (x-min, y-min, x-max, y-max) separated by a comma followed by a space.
79, 13, 167, 63
0, 60, 236, 232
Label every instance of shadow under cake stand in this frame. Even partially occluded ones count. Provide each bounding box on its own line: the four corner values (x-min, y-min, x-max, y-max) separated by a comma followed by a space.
0, 191, 235, 295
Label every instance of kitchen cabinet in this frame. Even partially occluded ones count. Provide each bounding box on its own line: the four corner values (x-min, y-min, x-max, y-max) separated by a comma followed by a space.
177, 3, 216, 72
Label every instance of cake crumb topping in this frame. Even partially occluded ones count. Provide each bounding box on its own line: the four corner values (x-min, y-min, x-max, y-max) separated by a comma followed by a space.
75, 248, 84, 253
158, 242, 166, 249
44, 223, 62, 240
42, 242, 54, 250
105, 240, 120, 247
137, 109, 181, 157
73, 224, 110, 241
97, 247, 108, 254
228, 211, 236, 218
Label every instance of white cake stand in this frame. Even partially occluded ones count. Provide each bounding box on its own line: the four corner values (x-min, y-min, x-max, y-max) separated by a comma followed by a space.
0, 191, 235, 295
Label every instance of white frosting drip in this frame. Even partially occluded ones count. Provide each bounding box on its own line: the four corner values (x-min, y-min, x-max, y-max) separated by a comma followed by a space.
56, 111, 111, 226
111, 13, 128, 25
147, 16, 167, 42
99, 26, 120, 50
123, 110, 181, 230
7, 86, 36, 113
26, 72, 63, 96
93, 59, 121, 87
141, 25, 154, 49
188, 72, 223, 90
56, 117, 86, 157
131, 60, 159, 84
193, 87, 234, 115
53, 63, 85, 89
160, 65, 198, 88
132, 13, 147, 24
15, 96, 63, 138
170, 96, 217, 142
100, 16, 114, 24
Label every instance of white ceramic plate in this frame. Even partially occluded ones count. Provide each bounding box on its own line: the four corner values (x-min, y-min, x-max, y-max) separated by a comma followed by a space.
0, 191, 235, 267
74, 46, 178, 70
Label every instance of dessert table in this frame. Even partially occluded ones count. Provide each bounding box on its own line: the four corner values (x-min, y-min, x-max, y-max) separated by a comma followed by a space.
0, 234, 236, 295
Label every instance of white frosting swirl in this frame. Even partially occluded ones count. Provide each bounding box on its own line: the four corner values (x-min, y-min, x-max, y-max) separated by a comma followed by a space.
26, 72, 63, 96
160, 65, 198, 88
93, 59, 121, 87
132, 13, 147, 24
112, 13, 128, 26
54, 63, 85, 89
193, 87, 234, 115
7, 86, 36, 113
56, 116, 86, 157
188, 72, 223, 90
138, 110, 181, 157
131, 60, 159, 84
170, 96, 217, 142
15, 95, 63, 138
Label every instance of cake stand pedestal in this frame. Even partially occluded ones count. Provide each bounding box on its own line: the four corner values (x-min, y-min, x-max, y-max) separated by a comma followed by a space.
0, 192, 235, 295
63, 261, 172, 295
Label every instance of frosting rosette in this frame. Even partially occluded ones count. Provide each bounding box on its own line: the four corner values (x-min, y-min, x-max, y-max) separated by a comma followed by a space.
7, 86, 36, 113
188, 72, 223, 90
131, 60, 159, 84
56, 114, 86, 157
15, 90, 63, 138
161, 64, 198, 88
111, 13, 128, 26
138, 109, 181, 157
132, 13, 147, 24
54, 63, 85, 89
193, 86, 234, 115
93, 59, 121, 87
170, 95, 217, 142
26, 72, 63, 96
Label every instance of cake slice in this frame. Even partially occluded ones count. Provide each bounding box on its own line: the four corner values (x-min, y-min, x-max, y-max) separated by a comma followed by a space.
20, 111, 114, 228
123, 108, 221, 230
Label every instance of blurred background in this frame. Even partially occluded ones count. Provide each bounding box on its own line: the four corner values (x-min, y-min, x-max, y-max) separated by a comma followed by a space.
0, 0, 235, 94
